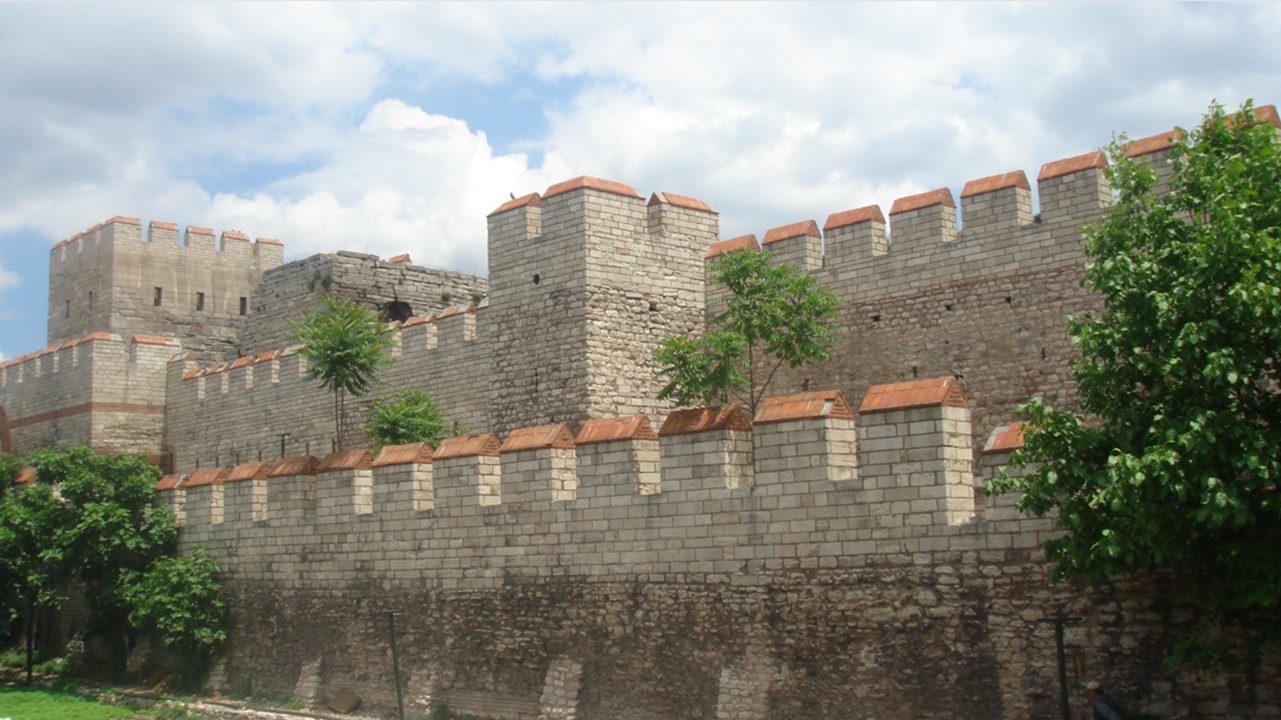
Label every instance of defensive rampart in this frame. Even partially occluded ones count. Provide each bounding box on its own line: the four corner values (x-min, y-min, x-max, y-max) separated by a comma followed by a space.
155, 379, 1279, 719
48, 217, 283, 361
0, 332, 180, 462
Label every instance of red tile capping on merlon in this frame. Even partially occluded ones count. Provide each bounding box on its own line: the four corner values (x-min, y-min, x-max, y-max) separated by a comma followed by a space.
433, 433, 501, 460
762, 220, 821, 245
1125, 129, 1183, 158
15, 468, 37, 485
225, 461, 272, 483
499, 425, 577, 454
269, 456, 320, 477
889, 188, 956, 216
107, 216, 141, 226
858, 376, 969, 414
155, 474, 184, 491
1037, 151, 1107, 181
647, 191, 717, 213
754, 391, 855, 425
705, 234, 760, 259
823, 206, 885, 233
386, 253, 412, 265
658, 404, 753, 437
576, 415, 658, 445
488, 192, 541, 217
318, 450, 374, 473
1230, 104, 1279, 129
542, 176, 642, 201
372, 442, 435, 467
982, 422, 1026, 455
960, 170, 1031, 199
184, 467, 229, 488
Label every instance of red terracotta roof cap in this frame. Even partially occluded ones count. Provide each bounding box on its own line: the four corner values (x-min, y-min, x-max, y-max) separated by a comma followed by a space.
658, 404, 753, 437
256, 237, 283, 246
318, 449, 374, 473
224, 461, 271, 483
647, 191, 717, 213
823, 206, 885, 232
434, 433, 501, 459
543, 176, 642, 201
488, 192, 542, 217
15, 468, 37, 485
386, 253, 412, 264
221, 230, 250, 241
372, 442, 435, 467
889, 188, 956, 215
576, 415, 658, 445
1037, 151, 1108, 181
960, 170, 1031, 199
762, 220, 821, 245
229, 356, 255, 370
133, 335, 178, 346
983, 422, 1027, 454
184, 467, 229, 488
401, 314, 430, 327
499, 425, 576, 454
255, 350, 281, 363
754, 391, 854, 425
1125, 129, 1183, 158
107, 216, 141, 226
155, 474, 184, 491
859, 376, 969, 414
436, 306, 459, 320
187, 226, 215, 236
1228, 104, 1279, 129
705, 234, 760, 259
149, 220, 179, 231
269, 456, 320, 477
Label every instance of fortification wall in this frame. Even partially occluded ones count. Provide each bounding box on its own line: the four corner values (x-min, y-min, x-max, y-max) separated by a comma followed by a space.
48, 217, 284, 362
164, 305, 491, 473
160, 382, 1277, 719
0, 332, 179, 460
485, 180, 717, 435
236, 251, 489, 357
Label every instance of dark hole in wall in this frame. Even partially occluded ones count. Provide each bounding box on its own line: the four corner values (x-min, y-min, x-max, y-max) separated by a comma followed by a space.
381, 300, 414, 323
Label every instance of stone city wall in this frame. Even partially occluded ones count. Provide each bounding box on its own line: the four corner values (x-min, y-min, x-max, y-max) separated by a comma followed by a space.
0, 332, 180, 462
47, 217, 283, 362
157, 381, 1279, 719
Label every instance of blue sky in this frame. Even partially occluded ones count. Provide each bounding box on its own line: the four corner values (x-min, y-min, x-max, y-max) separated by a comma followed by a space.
1, 2, 1279, 360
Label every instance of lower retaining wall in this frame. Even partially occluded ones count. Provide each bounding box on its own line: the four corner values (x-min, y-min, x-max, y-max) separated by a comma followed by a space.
205, 561, 1279, 720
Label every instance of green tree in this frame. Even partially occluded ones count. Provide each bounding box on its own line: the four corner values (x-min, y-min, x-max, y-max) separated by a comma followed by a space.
366, 388, 462, 451
990, 101, 1281, 662
289, 295, 394, 450
654, 247, 839, 415
0, 447, 227, 683
127, 547, 227, 687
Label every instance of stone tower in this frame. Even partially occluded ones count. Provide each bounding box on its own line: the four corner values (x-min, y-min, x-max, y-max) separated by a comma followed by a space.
484, 177, 718, 434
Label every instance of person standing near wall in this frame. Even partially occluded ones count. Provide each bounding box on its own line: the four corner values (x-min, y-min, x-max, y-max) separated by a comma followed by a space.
1086, 681, 1126, 720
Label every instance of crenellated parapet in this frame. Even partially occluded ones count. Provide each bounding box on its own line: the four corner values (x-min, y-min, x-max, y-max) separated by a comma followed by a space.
47, 216, 285, 358
159, 379, 1052, 589
0, 331, 180, 461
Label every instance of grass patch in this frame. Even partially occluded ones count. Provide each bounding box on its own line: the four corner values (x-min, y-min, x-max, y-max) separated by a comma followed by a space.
0, 681, 159, 719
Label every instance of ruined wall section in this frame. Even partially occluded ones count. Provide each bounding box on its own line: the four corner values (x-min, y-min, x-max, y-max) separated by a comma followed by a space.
0, 332, 179, 461
485, 180, 716, 436
719, 151, 1118, 457
48, 217, 284, 363
237, 251, 489, 357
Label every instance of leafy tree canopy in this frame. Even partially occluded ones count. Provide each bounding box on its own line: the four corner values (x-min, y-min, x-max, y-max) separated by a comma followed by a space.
654, 247, 839, 415
289, 295, 394, 450
990, 101, 1281, 660
366, 388, 463, 451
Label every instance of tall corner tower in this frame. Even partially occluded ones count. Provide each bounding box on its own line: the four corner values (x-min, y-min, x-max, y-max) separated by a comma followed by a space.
485, 177, 718, 434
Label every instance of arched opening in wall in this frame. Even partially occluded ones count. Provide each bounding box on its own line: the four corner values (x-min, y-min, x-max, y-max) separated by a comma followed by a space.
380, 301, 414, 323
0, 405, 12, 455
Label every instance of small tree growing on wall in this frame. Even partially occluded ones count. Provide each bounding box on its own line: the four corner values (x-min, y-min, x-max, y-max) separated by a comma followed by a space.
289, 295, 394, 451
653, 247, 839, 416
366, 388, 464, 451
